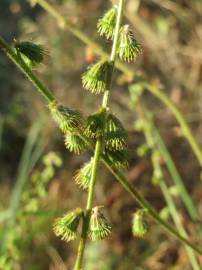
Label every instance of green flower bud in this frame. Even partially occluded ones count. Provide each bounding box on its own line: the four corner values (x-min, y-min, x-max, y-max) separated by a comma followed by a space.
74, 159, 93, 190
117, 25, 142, 62
97, 5, 118, 40
14, 41, 47, 69
82, 60, 111, 94
88, 206, 112, 241
132, 209, 148, 238
105, 114, 127, 151
84, 110, 106, 139
53, 208, 83, 242
64, 133, 86, 154
49, 102, 83, 133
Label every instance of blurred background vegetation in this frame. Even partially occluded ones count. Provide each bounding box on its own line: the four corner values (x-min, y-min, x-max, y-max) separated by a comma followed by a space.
0, 0, 202, 269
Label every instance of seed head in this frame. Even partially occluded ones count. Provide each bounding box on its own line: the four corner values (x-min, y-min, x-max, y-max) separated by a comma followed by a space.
97, 5, 118, 40
117, 25, 142, 62
64, 134, 86, 154
88, 206, 112, 241
74, 159, 93, 190
82, 61, 111, 94
53, 208, 83, 242
14, 41, 48, 69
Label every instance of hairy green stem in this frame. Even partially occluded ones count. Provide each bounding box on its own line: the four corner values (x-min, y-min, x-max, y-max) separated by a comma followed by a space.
74, 1, 125, 269
1, 36, 201, 256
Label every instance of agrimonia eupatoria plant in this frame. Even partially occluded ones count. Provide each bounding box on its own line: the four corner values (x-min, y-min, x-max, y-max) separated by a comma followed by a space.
1, 0, 202, 267
50, 0, 141, 269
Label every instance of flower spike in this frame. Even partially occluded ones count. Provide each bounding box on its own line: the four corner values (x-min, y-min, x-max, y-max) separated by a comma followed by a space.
64, 134, 86, 154
88, 206, 112, 241
49, 102, 83, 133
53, 208, 83, 242
82, 60, 111, 94
105, 114, 127, 151
74, 159, 93, 190
84, 110, 106, 139
97, 5, 118, 40
14, 41, 48, 69
132, 209, 148, 238
117, 25, 142, 62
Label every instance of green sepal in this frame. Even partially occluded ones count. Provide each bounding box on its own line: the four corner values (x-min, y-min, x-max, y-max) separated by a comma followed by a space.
53, 208, 83, 242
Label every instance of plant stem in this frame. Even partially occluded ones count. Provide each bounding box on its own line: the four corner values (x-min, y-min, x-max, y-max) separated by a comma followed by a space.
1, 36, 201, 256
74, 1, 125, 269
160, 182, 200, 270
142, 82, 202, 168
153, 128, 199, 221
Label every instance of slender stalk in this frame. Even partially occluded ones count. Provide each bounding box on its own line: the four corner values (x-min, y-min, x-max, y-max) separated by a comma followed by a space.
142, 82, 202, 168
33, 0, 202, 170
153, 128, 199, 221
1, 36, 201, 256
74, 1, 125, 269
0, 37, 55, 103
160, 182, 200, 270
137, 108, 200, 269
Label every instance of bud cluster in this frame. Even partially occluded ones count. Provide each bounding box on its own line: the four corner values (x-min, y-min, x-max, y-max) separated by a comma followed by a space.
53, 206, 111, 242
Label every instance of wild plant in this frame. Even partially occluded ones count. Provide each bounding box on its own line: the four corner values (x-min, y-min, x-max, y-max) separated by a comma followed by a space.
0, 0, 202, 269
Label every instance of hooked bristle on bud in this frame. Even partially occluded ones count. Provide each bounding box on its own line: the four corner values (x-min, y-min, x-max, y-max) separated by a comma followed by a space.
74, 159, 93, 189
14, 41, 48, 69
49, 102, 83, 133
97, 5, 118, 40
64, 133, 86, 154
105, 114, 127, 151
82, 61, 111, 94
105, 149, 129, 169
132, 209, 148, 238
88, 206, 112, 241
117, 25, 142, 62
53, 208, 83, 242
84, 111, 106, 139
